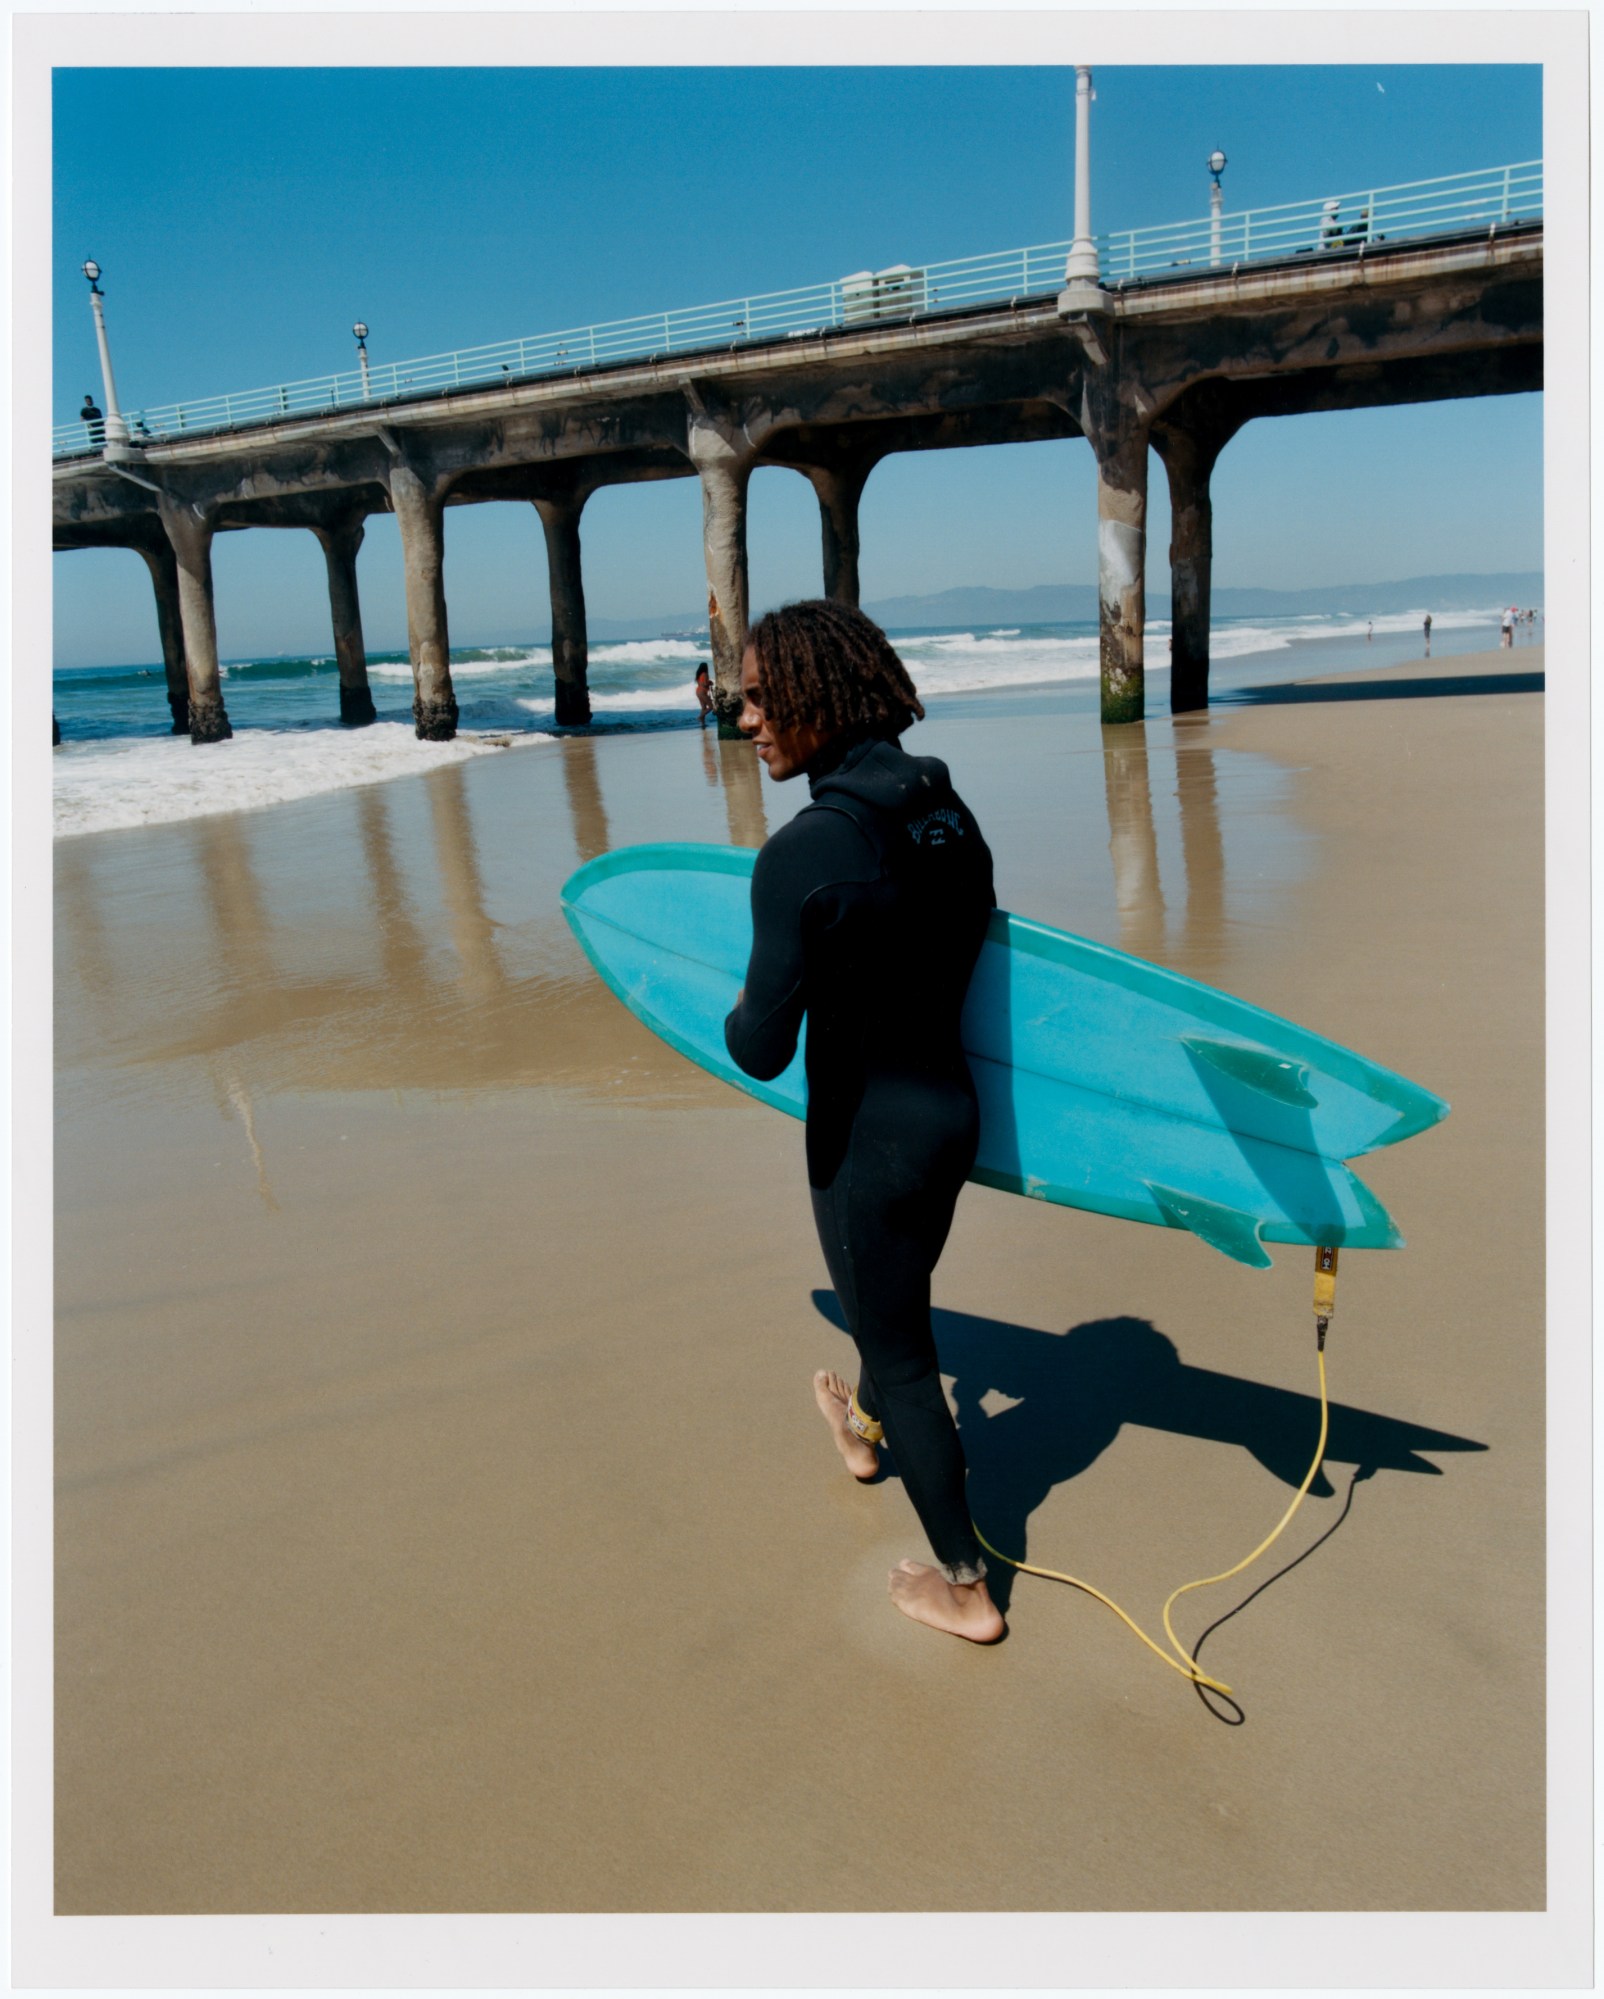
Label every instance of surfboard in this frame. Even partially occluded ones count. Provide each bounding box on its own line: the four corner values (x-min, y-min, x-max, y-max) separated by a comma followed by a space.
560, 842, 1449, 1269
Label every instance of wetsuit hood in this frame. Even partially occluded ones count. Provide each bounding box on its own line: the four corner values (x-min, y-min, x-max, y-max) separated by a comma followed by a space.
807, 733, 951, 812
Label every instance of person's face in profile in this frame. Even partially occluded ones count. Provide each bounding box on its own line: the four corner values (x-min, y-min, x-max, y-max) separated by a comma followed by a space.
738, 646, 832, 782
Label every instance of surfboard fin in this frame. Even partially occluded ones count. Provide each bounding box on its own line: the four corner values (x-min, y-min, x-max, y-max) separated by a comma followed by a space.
1181, 1036, 1319, 1109
1145, 1182, 1274, 1269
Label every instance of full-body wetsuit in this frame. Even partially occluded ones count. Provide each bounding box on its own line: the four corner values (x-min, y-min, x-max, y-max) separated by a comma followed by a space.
724, 731, 994, 1582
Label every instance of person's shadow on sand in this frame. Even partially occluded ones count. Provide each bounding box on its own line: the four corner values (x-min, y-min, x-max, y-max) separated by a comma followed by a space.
809, 1291, 1486, 1618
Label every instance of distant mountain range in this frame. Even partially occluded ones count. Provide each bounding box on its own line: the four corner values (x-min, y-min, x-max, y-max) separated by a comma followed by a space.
862, 573, 1544, 628
582, 572, 1542, 642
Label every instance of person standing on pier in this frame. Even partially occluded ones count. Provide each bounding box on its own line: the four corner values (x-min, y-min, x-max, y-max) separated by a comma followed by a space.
724, 600, 1003, 1643
80, 394, 103, 445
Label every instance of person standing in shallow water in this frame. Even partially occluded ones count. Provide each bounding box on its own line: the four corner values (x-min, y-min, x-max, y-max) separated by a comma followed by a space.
723, 600, 1004, 1642
694, 661, 714, 728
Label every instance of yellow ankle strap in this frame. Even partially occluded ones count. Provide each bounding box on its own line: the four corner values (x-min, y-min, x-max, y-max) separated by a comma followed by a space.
846, 1392, 884, 1445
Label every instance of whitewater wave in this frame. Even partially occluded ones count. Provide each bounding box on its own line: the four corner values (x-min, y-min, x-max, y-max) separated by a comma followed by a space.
53, 721, 550, 839
53, 604, 1519, 839
590, 637, 709, 665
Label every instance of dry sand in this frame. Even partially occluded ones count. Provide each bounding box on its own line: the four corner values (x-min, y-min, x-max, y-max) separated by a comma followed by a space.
52, 648, 1544, 1916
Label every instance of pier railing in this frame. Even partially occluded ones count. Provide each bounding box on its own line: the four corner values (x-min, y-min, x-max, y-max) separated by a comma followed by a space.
54, 160, 1542, 459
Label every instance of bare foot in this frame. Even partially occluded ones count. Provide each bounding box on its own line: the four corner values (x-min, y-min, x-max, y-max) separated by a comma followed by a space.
887, 1559, 1006, 1643
813, 1369, 880, 1481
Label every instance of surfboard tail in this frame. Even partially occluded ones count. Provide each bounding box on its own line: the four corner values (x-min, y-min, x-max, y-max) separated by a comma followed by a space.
1145, 1165, 1406, 1268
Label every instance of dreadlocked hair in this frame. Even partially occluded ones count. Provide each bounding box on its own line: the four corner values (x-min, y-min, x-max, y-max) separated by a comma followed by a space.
746, 599, 925, 739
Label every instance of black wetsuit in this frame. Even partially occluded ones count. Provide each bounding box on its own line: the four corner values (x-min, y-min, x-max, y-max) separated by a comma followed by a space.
724, 731, 994, 1582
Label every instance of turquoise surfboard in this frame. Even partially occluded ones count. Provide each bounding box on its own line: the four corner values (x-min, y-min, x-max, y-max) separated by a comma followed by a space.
560, 842, 1448, 1270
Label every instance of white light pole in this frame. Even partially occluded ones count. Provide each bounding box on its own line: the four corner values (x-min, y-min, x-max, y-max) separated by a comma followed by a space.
80, 259, 132, 455
1058, 66, 1110, 322
1063, 67, 1100, 285
1208, 150, 1227, 266
353, 321, 372, 400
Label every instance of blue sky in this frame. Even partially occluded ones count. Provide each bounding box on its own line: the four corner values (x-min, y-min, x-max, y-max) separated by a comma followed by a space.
52, 64, 1543, 666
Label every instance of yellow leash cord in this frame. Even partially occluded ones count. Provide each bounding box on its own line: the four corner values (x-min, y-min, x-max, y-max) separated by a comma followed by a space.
971, 1246, 1339, 1698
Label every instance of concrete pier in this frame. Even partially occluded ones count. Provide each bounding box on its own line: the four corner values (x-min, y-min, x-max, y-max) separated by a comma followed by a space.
385, 460, 458, 741
804, 456, 875, 607
311, 512, 376, 727
532, 493, 593, 726
156, 497, 232, 744
134, 535, 190, 734
691, 432, 753, 736
1082, 366, 1150, 727
1153, 427, 1216, 717
52, 230, 1541, 744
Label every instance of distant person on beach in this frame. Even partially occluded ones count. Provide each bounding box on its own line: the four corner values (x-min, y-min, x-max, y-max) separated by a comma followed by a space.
1366, 621, 1373, 643
1501, 607, 1515, 648
80, 395, 103, 444
725, 599, 1003, 1643
694, 662, 714, 728
1423, 613, 1432, 654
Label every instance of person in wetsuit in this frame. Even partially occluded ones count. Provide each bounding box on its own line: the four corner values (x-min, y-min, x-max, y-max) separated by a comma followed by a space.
723, 600, 1004, 1643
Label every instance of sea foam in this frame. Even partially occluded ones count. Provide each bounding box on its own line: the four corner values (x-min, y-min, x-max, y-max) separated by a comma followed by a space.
53, 721, 547, 840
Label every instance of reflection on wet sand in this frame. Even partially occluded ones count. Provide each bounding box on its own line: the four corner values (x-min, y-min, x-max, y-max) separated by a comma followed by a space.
59, 770, 719, 1109
357, 784, 430, 992
717, 736, 769, 850
427, 763, 509, 1008
1096, 721, 1259, 977
214, 1062, 280, 1212
196, 811, 278, 998
1100, 725, 1167, 963
54, 842, 120, 1042
561, 736, 612, 865
1173, 724, 1228, 974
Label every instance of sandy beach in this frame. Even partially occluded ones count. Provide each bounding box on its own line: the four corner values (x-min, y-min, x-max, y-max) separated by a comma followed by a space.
52, 646, 1544, 1916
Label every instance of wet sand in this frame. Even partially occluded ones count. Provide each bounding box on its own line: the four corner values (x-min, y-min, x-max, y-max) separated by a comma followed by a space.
52, 648, 1544, 1916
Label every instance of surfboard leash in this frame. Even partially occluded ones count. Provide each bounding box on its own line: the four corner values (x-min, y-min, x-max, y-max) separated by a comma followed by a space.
969, 1246, 1338, 1699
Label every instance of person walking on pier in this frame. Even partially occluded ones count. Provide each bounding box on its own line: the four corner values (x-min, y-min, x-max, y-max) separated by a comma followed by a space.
80, 394, 103, 445
724, 599, 1003, 1643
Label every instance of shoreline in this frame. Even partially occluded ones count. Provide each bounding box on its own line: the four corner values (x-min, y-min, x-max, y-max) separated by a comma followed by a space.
53, 645, 1544, 1913
50, 619, 1540, 842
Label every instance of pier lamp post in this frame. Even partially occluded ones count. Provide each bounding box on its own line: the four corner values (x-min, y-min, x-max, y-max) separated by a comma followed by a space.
353, 321, 372, 400
80, 259, 133, 457
1208, 150, 1227, 266
1058, 66, 1109, 317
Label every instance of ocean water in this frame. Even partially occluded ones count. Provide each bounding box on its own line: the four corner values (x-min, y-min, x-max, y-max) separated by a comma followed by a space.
51, 604, 1528, 839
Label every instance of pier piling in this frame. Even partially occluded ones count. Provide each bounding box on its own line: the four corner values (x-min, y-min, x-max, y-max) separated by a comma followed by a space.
1085, 400, 1150, 727
1153, 403, 1242, 716
386, 462, 459, 741
692, 443, 753, 738
134, 536, 191, 734
804, 457, 876, 608
312, 512, 376, 727
533, 493, 593, 726
156, 498, 232, 744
